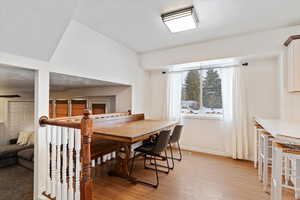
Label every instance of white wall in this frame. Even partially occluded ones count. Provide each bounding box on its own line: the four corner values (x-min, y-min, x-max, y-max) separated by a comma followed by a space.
0, 89, 34, 145
50, 20, 149, 114
149, 57, 280, 159
141, 25, 300, 70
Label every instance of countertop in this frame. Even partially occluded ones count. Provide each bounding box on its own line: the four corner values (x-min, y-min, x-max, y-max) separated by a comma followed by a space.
255, 117, 300, 139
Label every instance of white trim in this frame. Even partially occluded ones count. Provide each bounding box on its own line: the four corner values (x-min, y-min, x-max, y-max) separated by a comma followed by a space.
182, 113, 223, 120
181, 144, 229, 157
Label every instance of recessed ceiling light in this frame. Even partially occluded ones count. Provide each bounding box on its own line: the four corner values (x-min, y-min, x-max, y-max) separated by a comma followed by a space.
161, 6, 199, 33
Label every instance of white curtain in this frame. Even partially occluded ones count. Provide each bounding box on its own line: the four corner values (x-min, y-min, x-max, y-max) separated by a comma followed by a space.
163, 72, 183, 122
221, 66, 249, 160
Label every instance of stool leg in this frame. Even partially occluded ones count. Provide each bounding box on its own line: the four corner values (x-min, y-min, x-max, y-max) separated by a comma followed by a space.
295, 158, 300, 199
271, 144, 282, 200
254, 130, 258, 168
263, 136, 269, 192
258, 134, 263, 182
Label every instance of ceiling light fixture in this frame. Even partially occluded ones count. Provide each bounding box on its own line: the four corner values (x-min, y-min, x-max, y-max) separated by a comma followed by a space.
161, 6, 199, 33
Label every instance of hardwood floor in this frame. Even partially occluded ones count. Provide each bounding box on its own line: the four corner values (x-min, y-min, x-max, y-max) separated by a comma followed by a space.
93, 151, 293, 200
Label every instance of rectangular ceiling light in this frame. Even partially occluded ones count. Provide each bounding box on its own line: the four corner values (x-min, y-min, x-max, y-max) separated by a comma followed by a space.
161, 6, 199, 33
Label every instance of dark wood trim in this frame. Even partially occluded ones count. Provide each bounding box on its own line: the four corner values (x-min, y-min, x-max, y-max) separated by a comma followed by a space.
39, 115, 81, 129
284, 35, 300, 46
80, 109, 93, 200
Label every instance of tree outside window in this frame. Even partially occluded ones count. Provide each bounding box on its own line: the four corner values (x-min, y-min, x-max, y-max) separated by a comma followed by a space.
181, 68, 223, 116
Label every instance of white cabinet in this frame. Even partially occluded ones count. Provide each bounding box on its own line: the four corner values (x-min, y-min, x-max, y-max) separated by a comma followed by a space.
287, 39, 300, 92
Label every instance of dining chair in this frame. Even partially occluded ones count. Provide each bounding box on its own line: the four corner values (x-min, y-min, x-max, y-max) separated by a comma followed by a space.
150, 124, 184, 170
129, 130, 171, 188
169, 124, 184, 161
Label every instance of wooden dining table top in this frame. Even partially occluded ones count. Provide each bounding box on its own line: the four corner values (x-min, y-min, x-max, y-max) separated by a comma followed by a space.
92, 119, 178, 143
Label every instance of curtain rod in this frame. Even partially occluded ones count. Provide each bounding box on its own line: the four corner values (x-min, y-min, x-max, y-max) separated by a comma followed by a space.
163, 62, 248, 74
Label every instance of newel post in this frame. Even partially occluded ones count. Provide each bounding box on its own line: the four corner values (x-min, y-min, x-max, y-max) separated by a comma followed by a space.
80, 109, 93, 200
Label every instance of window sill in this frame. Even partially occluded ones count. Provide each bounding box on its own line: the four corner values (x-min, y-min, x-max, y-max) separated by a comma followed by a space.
182, 114, 223, 120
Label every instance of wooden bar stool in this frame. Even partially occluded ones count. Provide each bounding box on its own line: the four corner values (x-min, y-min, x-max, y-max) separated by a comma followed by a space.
258, 130, 274, 192
271, 141, 300, 200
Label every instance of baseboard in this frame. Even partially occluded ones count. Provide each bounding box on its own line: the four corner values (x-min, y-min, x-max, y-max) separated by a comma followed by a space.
180, 145, 230, 157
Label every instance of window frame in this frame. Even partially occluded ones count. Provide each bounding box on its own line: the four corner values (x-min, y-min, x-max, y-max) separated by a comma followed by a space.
181, 68, 223, 120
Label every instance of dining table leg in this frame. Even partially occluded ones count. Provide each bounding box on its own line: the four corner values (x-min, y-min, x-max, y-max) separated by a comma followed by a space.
108, 143, 136, 182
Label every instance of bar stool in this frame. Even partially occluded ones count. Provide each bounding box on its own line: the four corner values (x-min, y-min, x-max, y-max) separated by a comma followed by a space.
254, 123, 264, 168
258, 130, 274, 192
271, 141, 300, 200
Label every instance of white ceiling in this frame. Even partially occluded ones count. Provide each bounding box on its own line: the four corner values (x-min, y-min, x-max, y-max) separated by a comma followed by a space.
0, 0, 78, 61
74, 0, 300, 53
50, 73, 125, 91
0, 65, 34, 90
0, 64, 124, 92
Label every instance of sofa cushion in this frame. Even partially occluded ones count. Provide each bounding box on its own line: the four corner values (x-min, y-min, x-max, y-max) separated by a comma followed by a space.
0, 144, 32, 159
0, 157, 17, 168
17, 148, 34, 161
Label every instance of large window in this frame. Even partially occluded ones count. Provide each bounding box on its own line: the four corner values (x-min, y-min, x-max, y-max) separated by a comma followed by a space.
181, 68, 223, 117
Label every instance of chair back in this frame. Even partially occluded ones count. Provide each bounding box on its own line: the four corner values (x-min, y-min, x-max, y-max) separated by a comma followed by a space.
152, 130, 171, 154
170, 125, 183, 143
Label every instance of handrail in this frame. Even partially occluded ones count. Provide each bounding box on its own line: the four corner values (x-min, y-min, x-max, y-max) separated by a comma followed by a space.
39, 111, 131, 129
39, 116, 81, 129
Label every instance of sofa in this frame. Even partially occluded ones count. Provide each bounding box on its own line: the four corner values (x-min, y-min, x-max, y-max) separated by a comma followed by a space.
0, 138, 34, 170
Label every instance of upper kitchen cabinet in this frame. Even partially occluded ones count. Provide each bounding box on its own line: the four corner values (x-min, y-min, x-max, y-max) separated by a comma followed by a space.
285, 35, 300, 92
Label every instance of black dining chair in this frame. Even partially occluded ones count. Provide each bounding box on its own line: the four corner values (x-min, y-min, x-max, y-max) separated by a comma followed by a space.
150, 124, 184, 170
129, 130, 171, 188
169, 124, 184, 161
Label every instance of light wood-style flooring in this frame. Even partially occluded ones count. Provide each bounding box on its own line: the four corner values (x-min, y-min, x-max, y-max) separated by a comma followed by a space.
93, 151, 293, 200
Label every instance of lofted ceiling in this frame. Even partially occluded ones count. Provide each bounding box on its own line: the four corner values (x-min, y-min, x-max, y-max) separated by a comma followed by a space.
74, 0, 300, 53
0, 0, 78, 61
1, 0, 300, 60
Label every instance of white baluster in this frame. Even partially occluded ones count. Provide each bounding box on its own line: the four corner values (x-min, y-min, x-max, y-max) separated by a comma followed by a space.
97, 157, 101, 165
46, 125, 52, 195
51, 126, 57, 198
61, 127, 69, 200
74, 129, 81, 200
112, 151, 116, 159
108, 153, 112, 161
56, 127, 62, 200
102, 155, 106, 163
68, 128, 75, 200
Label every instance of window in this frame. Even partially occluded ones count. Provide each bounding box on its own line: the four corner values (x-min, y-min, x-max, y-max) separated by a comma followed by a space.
181, 68, 223, 118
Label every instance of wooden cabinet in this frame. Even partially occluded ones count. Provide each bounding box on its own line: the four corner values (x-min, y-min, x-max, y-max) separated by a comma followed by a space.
71, 100, 87, 116
49, 99, 90, 118
285, 35, 300, 92
55, 100, 69, 118
92, 103, 106, 114
49, 100, 54, 118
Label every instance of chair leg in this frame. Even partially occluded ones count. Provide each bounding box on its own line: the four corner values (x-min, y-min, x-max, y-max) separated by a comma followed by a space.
145, 155, 170, 174
169, 143, 175, 169
136, 155, 159, 188
150, 144, 174, 170
164, 150, 170, 174
177, 142, 182, 161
